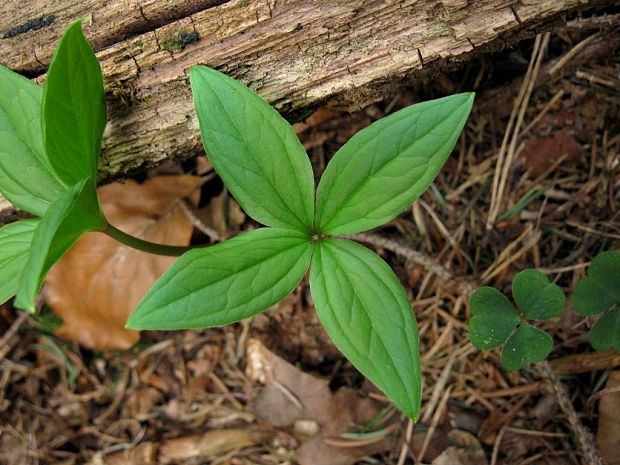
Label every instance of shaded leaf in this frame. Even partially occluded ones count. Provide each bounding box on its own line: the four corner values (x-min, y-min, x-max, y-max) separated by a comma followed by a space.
190, 66, 314, 232
469, 287, 519, 350
46, 176, 202, 350
127, 228, 313, 330
512, 269, 565, 320
589, 308, 620, 352
572, 251, 620, 316
0, 219, 38, 305
309, 238, 421, 420
14, 178, 104, 312
315, 93, 474, 234
0, 65, 65, 215
501, 324, 552, 371
42, 20, 106, 184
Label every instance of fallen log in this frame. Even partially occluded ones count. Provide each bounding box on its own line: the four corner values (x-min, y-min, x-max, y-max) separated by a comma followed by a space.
0, 0, 611, 179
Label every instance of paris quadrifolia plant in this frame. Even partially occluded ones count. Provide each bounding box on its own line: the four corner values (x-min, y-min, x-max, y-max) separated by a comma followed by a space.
0, 20, 474, 419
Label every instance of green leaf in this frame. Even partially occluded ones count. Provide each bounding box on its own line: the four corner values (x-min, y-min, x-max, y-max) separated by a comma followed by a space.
14, 178, 104, 312
310, 238, 421, 420
501, 324, 553, 371
512, 269, 565, 320
0, 219, 38, 305
469, 287, 520, 350
0, 65, 65, 216
42, 20, 107, 185
126, 228, 314, 330
315, 93, 474, 235
572, 251, 620, 316
190, 66, 314, 232
589, 307, 620, 352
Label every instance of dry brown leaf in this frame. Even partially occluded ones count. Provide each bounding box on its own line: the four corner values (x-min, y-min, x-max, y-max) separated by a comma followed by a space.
195, 191, 245, 239
431, 430, 488, 465
45, 176, 202, 350
158, 428, 273, 463
597, 371, 620, 465
246, 338, 395, 465
519, 130, 581, 176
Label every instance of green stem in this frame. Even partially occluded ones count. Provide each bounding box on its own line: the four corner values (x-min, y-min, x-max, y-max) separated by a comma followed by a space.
103, 222, 193, 257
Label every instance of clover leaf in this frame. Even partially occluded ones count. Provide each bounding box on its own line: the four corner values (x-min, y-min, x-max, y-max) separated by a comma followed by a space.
469, 287, 520, 350
469, 269, 564, 371
572, 251, 620, 316
501, 323, 553, 371
513, 269, 565, 320
572, 251, 620, 352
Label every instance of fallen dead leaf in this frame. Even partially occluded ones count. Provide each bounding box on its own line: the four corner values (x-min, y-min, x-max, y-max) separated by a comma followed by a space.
246, 338, 396, 465
597, 370, 620, 465
45, 176, 202, 350
431, 430, 488, 465
195, 190, 245, 240
158, 428, 273, 463
519, 130, 581, 176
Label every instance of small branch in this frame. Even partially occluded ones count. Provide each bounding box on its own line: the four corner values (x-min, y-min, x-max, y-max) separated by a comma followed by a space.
178, 198, 221, 242
346, 232, 478, 295
102, 222, 195, 257
537, 361, 603, 465
0, 312, 28, 363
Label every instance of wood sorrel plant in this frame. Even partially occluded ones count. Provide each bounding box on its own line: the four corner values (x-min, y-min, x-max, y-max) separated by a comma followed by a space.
0, 20, 473, 419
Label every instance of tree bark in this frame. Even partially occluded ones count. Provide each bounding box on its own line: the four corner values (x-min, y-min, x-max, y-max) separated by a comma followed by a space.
0, 0, 611, 180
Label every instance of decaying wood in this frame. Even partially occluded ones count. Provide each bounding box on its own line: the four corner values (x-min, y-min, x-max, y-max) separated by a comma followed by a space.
0, 0, 610, 178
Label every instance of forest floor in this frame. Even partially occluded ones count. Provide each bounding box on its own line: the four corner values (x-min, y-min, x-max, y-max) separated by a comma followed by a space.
1, 17, 619, 465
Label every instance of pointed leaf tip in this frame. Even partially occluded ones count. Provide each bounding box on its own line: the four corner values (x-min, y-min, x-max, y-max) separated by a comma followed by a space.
310, 238, 421, 419
315, 93, 474, 234
189, 66, 315, 232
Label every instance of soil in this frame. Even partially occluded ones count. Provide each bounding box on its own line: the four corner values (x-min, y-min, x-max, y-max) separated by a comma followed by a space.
1, 20, 619, 465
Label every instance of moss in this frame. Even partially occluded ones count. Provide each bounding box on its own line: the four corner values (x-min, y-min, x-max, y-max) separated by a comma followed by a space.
161, 31, 200, 53
3, 14, 56, 39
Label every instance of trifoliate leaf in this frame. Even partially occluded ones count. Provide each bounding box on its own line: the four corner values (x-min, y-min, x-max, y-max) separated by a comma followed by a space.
469, 287, 520, 350
512, 269, 565, 320
589, 307, 620, 352
501, 324, 553, 371
572, 251, 620, 316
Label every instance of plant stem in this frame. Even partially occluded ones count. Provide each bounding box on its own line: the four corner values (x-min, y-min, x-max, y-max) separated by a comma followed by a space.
102, 222, 194, 257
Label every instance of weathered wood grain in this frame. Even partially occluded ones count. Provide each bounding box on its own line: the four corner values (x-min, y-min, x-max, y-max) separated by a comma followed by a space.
0, 0, 608, 178
0, 0, 227, 73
